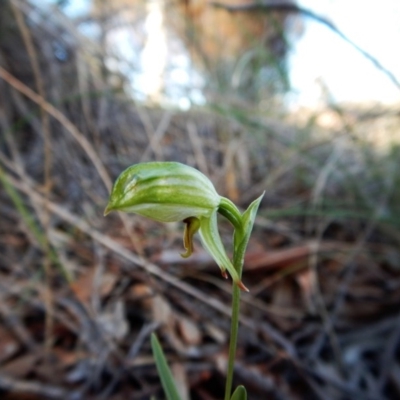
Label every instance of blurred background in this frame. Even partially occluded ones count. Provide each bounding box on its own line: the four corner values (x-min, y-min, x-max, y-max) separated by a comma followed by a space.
0, 0, 399, 399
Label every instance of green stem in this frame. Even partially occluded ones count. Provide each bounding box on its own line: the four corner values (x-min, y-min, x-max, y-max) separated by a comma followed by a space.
224, 236, 246, 400
224, 281, 241, 400
221, 193, 264, 399
218, 197, 242, 231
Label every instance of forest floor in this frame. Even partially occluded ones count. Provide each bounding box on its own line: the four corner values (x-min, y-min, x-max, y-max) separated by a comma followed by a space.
1, 1, 400, 399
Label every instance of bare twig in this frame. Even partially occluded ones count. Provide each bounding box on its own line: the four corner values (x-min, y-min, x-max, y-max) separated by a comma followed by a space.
0, 373, 68, 399
0, 65, 112, 190
377, 314, 400, 391
210, 1, 400, 90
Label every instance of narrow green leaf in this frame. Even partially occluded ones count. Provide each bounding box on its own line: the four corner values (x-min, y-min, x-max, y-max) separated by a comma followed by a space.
230, 385, 248, 400
199, 210, 241, 286
150, 333, 182, 400
0, 166, 45, 248
233, 192, 265, 266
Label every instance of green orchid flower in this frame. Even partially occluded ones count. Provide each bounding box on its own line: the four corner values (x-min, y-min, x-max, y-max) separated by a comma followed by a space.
104, 161, 248, 291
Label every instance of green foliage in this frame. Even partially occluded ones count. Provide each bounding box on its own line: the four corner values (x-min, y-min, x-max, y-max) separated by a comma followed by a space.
233, 192, 265, 267
230, 385, 248, 400
151, 333, 182, 400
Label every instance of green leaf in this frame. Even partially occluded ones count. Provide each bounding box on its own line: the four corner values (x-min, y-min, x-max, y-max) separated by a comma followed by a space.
150, 333, 182, 400
199, 210, 244, 289
230, 385, 248, 400
233, 192, 265, 266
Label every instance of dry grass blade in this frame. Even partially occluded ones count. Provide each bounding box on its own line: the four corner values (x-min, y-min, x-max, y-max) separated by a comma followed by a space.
0, 66, 112, 191
10, 0, 54, 358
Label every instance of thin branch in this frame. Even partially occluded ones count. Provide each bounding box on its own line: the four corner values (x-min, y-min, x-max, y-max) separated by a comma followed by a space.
210, 1, 400, 90
0, 374, 67, 399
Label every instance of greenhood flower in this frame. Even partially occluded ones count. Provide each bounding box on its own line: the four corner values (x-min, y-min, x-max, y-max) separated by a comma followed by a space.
104, 162, 248, 291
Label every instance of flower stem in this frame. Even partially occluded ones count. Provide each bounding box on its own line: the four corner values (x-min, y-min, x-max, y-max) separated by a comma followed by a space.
221, 193, 264, 399
224, 234, 246, 400
224, 281, 241, 400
